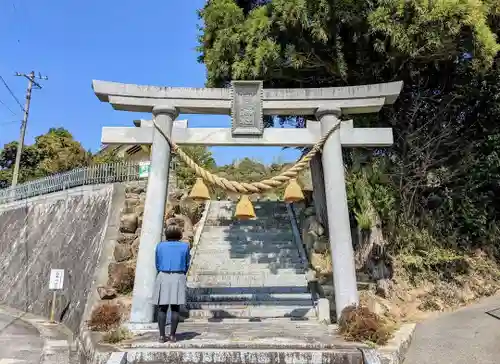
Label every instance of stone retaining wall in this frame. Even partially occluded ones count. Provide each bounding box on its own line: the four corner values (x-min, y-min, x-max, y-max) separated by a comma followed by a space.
0, 184, 121, 334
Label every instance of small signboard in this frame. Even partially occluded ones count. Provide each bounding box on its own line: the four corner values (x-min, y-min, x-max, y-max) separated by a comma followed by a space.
49, 269, 65, 290
139, 161, 151, 178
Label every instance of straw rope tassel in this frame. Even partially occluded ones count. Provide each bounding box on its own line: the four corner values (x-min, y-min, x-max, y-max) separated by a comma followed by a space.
235, 195, 256, 220
189, 177, 210, 201
284, 178, 304, 203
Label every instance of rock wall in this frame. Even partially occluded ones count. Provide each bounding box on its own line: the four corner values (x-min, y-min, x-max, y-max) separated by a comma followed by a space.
0, 184, 123, 334
88, 180, 206, 327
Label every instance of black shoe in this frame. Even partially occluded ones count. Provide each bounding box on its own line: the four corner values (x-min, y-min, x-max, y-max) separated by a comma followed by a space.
158, 336, 168, 343
169, 335, 177, 343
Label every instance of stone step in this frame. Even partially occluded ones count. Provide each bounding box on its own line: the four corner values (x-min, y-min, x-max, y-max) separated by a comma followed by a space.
185, 305, 316, 319
204, 218, 290, 227
125, 348, 363, 364
188, 275, 308, 287
191, 261, 304, 269
194, 247, 299, 257
121, 320, 365, 364
191, 258, 304, 266
202, 226, 294, 234
195, 240, 296, 248
190, 268, 305, 276
192, 253, 302, 261
186, 300, 313, 310
199, 232, 294, 241
187, 286, 309, 295
193, 249, 302, 257
190, 262, 306, 272
187, 292, 313, 303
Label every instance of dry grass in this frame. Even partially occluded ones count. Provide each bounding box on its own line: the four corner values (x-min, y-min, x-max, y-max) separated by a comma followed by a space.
385, 249, 500, 321
88, 303, 121, 331
310, 251, 332, 276
338, 305, 395, 345
102, 326, 133, 344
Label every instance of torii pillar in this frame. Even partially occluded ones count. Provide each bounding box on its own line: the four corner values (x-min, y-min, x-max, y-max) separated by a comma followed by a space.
94, 80, 403, 323
130, 105, 178, 323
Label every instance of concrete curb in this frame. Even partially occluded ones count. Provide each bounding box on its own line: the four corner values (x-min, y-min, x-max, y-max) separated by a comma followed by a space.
378, 323, 416, 364
85, 322, 416, 364
0, 305, 73, 364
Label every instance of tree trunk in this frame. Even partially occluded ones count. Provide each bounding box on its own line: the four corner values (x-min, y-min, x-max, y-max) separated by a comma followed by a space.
353, 204, 393, 296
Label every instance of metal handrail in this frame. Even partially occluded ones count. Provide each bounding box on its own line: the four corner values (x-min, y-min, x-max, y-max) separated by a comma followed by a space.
0, 161, 176, 205
286, 202, 310, 268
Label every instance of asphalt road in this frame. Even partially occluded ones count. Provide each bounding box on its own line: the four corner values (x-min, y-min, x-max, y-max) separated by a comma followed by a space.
0, 312, 44, 364
404, 294, 500, 364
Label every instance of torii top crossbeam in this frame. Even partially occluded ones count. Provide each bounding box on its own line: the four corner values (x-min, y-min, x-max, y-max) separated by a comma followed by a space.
93, 80, 402, 146
92, 80, 402, 115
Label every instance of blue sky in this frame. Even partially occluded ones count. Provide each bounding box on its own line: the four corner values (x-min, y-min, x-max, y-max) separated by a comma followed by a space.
0, 0, 299, 165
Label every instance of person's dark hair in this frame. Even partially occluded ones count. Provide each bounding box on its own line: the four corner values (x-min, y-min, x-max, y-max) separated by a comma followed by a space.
164, 224, 183, 241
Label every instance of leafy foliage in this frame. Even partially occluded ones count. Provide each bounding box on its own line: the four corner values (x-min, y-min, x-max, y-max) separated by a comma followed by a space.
0, 128, 125, 189
199, 0, 500, 272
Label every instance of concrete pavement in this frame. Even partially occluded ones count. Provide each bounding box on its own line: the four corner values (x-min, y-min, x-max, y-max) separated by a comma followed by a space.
404, 294, 500, 364
0, 312, 44, 364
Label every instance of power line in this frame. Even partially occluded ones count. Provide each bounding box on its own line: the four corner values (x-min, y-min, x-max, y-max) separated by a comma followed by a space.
0, 98, 17, 115
0, 74, 25, 111
0, 119, 21, 125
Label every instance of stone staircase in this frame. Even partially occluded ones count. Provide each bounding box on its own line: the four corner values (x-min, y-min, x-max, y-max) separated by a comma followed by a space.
186, 200, 315, 321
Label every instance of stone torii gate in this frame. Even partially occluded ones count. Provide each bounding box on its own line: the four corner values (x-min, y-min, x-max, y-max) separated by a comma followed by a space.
93, 80, 403, 323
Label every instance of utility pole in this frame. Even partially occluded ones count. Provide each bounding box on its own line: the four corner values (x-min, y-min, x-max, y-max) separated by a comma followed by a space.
11, 71, 48, 187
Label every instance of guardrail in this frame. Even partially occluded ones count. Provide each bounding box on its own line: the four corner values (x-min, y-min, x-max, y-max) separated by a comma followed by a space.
0, 161, 176, 205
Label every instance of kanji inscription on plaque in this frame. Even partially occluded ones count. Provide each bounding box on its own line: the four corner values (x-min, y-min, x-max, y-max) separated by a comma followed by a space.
231, 81, 264, 136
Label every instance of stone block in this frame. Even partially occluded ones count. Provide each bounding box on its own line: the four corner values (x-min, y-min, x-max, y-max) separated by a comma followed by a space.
117, 233, 137, 245
106, 352, 127, 364
134, 205, 145, 216
131, 237, 140, 258
120, 213, 138, 233
108, 262, 135, 293
97, 286, 117, 300
317, 298, 331, 324
114, 244, 132, 262
125, 198, 140, 209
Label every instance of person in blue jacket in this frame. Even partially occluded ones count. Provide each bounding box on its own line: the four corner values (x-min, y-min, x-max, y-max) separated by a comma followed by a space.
152, 224, 190, 343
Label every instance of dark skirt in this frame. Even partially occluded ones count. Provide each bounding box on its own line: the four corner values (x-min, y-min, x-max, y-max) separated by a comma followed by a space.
152, 272, 187, 305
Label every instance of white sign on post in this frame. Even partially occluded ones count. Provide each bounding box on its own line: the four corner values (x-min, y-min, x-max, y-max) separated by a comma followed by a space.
49, 269, 65, 290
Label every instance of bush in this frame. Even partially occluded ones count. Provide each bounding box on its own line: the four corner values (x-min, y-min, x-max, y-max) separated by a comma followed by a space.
88, 303, 121, 331
102, 326, 133, 343
338, 305, 394, 345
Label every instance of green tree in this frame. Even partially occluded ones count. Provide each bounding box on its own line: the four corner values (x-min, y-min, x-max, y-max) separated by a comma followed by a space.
0, 142, 45, 188
198, 0, 500, 256
34, 128, 89, 175
91, 149, 125, 164
0, 128, 91, 188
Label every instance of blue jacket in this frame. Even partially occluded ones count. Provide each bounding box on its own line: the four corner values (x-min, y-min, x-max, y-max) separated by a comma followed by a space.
155, 241, 190, 273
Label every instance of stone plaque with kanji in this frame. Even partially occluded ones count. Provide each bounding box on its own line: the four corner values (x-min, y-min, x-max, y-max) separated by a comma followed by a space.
231, 80, 264, 136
